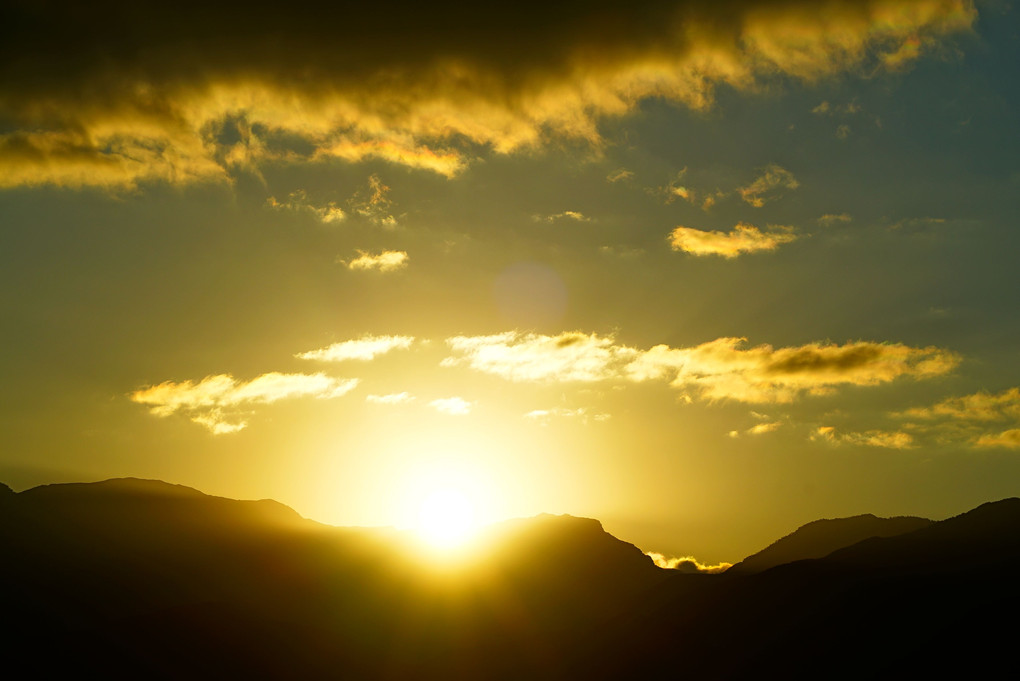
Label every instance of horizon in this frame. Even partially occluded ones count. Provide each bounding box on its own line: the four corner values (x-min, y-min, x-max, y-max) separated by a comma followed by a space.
3, 0, 1020, 565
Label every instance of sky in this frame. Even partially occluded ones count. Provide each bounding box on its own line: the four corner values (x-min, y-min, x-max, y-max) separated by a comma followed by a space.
2, 0, 1019, 563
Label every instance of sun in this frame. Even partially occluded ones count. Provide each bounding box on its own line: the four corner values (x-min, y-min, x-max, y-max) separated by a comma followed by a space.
415, 486, 478, 550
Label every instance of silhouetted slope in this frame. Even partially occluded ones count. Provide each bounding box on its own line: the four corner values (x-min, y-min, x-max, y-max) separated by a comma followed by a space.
0, 478, 664, 680
729, 513, 932, 574
607, 497, 1020, 680
4, 479, 1019, 680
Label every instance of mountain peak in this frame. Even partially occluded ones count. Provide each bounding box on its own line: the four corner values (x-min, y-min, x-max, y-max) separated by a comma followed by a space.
729, 512, 932, 574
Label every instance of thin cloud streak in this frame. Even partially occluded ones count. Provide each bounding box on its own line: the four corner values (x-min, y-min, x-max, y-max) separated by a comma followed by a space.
130, 372, 359, 433
297, 335, 415, 362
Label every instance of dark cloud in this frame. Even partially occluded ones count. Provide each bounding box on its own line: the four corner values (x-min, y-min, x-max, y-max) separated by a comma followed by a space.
0, 0, 976, 188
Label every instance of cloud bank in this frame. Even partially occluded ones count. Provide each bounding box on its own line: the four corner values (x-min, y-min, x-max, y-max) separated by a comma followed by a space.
0, 0, 976, 189
443, 331, 959, 403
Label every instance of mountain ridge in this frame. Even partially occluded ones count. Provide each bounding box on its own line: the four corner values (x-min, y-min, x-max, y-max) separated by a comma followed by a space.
3, 478, 1019, 679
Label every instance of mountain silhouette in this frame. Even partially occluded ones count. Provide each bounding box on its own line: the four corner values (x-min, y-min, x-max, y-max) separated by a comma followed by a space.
728, 513, 931, 574
3, 478, 1018, 679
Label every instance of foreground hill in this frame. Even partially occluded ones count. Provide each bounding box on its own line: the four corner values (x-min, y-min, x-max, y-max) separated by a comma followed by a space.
3, 479, 1019, 679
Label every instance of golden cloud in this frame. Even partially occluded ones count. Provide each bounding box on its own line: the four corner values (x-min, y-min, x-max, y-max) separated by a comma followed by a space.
366, 392, 416, 405
524, 407, 611, 424
737, 164, 800, 207
0, 1, 976, 189
646, 552, 732, 573
430, 397, 473, 415
533, 211, 591, 223
813, 426, 916, 449
818, 213, 853, 226
443, 331, 639, 383
747, 421, 783, 435
130, 372, 359, 433
652, 338, 959, 403
267, 190, 345, 224
974, 429, 1020, 449
899, 387, 1020, 421
668, 223, 797, 258
341, 250, 409, 272
296, 335, 415, 362
444, 332, 958, 403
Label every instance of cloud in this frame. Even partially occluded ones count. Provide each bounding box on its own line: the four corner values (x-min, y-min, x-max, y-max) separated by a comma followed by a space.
443, 331, 639, 383
266, 190, 345, 223
668, 223, 798, 258
899, 387, 1020, 421
641, 338, 959, 404
340, 250, 409, 272
296, 335, 415, 362
896, 387, 1020, 449
646, 552, 732, 574
747, 421, 782, 435
524, 407, 611, 425
445, 332, 959, 404
533, 211, 591, 223
813, 426, 915, 449
366, 392, 416, 405
974, 429, 1020, 449
348, 174, 397, 226
0, 0, 975, 189
655, 169, 697, 204
599, 245, 645, 259
430, 397, 473, 415
737, 164, 800, 207
818, 213, 852, 226
606, 168, 634, 183
130, 372, 359, 433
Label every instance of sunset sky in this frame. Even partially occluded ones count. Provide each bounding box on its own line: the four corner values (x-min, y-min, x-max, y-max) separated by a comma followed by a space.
2, 0, 1018, 563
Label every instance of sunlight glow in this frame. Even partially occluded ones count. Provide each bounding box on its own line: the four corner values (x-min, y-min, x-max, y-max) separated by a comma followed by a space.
416, 487, 477, 549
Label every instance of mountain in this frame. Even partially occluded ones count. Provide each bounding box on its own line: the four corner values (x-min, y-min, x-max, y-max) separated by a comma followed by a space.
728, 513, 932, 574
3, 478, 1019, 679
0, 478, 663, 680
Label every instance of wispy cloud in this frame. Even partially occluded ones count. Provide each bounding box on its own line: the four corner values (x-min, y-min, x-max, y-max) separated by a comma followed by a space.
130, 372, 359, 433
266, 190, 345, 224
532, 211, 591, 223
348, 174, 397, 227
430, 397, 473, 415
524, 407, 611, 425
668, 223, 797, 258
813, 426, 915, 449
818, 213, 852, 227
974, 429, 1020, 449
895, 387, 1020, 449
606, 168, 633, 183
340, 250, 409, 272
297, 335, 415, 362
366, 392, 416, 405
738, 164, 799, 207
899, 388, 1020, 422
